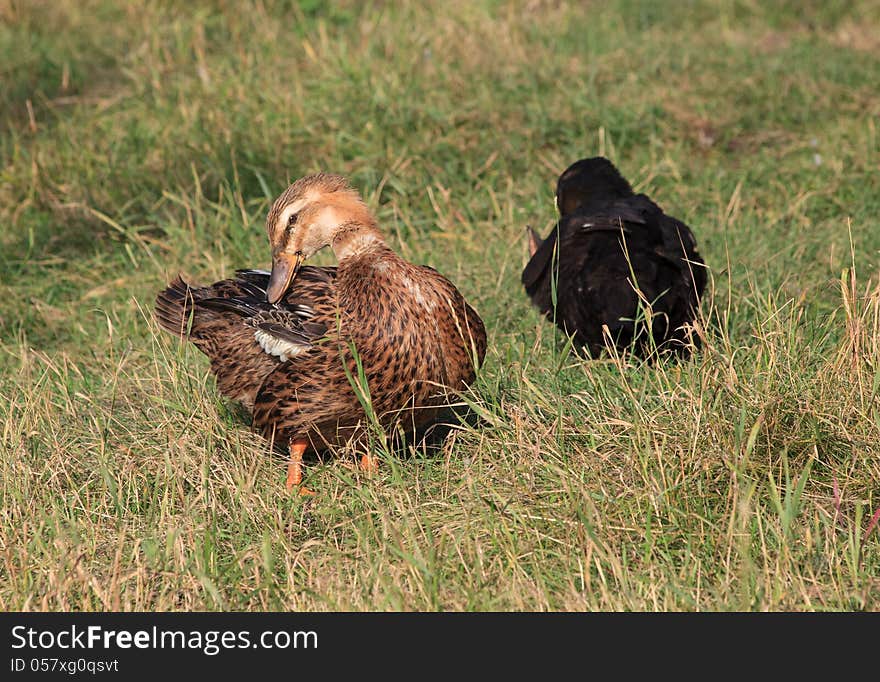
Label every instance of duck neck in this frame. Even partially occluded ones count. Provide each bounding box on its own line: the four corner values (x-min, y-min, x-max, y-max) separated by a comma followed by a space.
332, 221, 387, 263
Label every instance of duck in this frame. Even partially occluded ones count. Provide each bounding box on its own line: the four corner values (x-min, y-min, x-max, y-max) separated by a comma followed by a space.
155, 173, 487, 494
521, 157, 707, 358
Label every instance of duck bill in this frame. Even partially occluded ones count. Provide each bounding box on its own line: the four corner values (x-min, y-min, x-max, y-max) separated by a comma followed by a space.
266, 252, 303, 304
526, 225, 544, 257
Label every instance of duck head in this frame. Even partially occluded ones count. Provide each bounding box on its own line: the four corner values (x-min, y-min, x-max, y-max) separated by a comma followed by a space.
265, 173, 381, 303
555, 156, 634, 217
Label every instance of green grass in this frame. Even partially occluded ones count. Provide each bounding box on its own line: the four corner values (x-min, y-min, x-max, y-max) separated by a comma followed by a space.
2, 0, 879, 611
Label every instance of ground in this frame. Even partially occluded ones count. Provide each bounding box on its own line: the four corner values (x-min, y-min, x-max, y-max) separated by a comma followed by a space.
1, 0, 879, 610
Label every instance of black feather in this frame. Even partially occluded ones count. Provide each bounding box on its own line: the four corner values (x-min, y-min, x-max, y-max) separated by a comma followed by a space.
198, 296, 266, 317
522, 157, 707, 358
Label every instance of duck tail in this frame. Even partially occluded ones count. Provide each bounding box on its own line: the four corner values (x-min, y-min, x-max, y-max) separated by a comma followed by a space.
154, 275, 197, 338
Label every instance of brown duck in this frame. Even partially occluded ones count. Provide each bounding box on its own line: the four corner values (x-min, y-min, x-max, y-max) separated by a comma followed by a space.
155, 173, 487, 494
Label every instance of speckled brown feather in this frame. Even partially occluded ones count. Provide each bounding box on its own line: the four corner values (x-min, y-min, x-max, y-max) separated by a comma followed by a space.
155, 174, 486, 456
253, 244, 486, 450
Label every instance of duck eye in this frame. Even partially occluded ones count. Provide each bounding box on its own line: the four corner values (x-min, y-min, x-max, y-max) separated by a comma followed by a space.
286, 212, 299, 231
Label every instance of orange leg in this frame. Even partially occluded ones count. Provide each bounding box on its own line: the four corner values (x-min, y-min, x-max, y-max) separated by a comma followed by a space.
359, 453, 379, 475
286, 439, 315, 496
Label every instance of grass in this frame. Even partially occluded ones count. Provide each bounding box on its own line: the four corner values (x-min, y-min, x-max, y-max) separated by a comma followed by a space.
1, 0, 879, 611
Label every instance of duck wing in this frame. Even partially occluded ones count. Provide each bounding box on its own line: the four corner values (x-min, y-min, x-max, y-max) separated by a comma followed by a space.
522, 195, 705, 355
154, 266, 336, 409
199, 267, 332, 359
561, 197, 704, 352
522, 197, 649, 297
